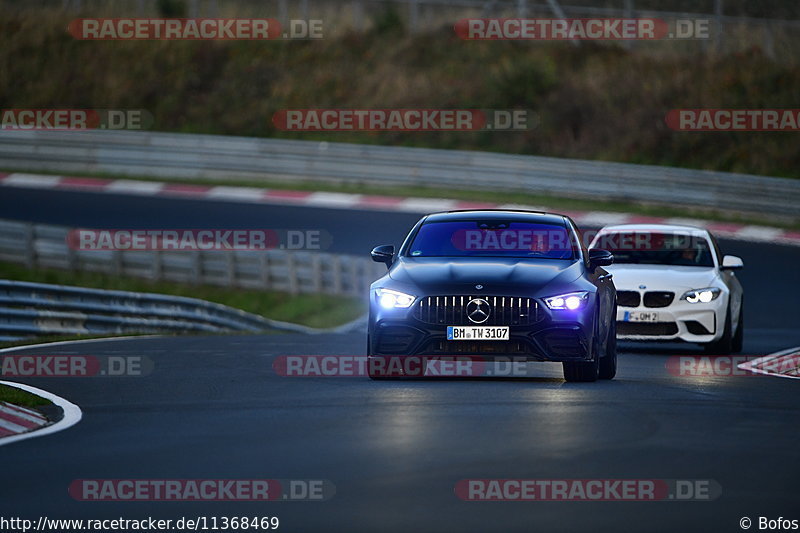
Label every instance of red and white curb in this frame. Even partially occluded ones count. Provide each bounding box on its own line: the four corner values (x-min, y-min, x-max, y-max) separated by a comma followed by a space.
738, 346, 800, 380
1, 171, 799, 246
0, 380, 82, 446
0, 401, 48, 437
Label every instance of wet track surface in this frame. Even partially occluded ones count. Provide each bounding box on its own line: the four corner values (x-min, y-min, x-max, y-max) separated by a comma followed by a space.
1, 186, 798, 532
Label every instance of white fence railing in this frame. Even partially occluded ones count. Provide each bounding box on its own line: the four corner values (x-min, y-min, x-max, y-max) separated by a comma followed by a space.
0, 219, 386, 297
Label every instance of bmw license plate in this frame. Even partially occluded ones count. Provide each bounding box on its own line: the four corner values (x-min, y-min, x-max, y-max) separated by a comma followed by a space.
624, 311, 659, 322
447, 326, 509, 341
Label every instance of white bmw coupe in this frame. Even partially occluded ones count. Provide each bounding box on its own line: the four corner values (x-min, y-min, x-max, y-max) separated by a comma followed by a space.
589, 224, 744, 354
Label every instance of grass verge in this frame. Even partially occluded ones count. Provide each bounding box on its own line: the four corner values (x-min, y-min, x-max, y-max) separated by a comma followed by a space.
0, 384, 53, 408
0, 261, 366, 330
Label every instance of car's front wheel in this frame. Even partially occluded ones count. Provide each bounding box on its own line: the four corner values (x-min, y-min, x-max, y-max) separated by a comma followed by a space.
731, 298, 744, 353
563, 353, 599, 382
598, 319, 617, 380
704, 303, 733, 355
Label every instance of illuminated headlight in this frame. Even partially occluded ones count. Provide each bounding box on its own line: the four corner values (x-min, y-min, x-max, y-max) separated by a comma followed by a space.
544, 291, 589, 310
680, 287, 721, 304
375, 288, 416, 309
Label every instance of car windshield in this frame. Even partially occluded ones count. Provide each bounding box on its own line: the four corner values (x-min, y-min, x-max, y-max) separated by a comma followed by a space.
595, 231, 715, 267
406, 220, 575, 259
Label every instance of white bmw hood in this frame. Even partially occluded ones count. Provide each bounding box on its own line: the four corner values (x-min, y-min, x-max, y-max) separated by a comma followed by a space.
606, 264, 719, 292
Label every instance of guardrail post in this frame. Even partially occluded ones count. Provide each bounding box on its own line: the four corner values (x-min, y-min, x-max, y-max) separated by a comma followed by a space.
66, 241, 77, 271
350, 259, 360, 296
332, 255, 343, 295
112, 250, 122, 276
191, 251, 201, 284
311, 254, 323, 293
260, 253, 270, 288
153, 250, 163, 280
23, 224, 35, 269
287, 253, 298, 294
225, 252, 235, 286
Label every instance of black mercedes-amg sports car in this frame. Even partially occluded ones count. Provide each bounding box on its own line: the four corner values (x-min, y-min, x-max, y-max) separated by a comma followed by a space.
367, 210, 617, 382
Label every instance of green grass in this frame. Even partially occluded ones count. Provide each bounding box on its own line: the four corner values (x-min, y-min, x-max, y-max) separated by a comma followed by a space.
0, 261, 366, 329
0, 384, 52, 408
2, 10, 800, 181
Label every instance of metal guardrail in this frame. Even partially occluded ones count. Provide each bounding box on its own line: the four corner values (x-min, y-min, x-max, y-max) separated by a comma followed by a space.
1, 130, 798, 218
0, 218, 384, 340
0, 219, 384, 296
0, 279, 315, 341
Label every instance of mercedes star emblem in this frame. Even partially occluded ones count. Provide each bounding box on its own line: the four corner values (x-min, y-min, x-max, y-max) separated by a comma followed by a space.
466, 298, 491, 324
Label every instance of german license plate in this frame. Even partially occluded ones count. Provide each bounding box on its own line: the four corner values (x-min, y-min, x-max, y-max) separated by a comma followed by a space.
447, 326, 509, 341
624, 311, 659, 322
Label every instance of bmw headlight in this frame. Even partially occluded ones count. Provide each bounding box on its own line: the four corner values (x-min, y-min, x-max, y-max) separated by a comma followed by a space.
544, 291, 589, 310
680, 287, 721, 304
375, 288, 416, 309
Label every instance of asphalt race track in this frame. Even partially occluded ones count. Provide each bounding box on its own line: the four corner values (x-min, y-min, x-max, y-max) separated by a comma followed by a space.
1, 187, 798, 532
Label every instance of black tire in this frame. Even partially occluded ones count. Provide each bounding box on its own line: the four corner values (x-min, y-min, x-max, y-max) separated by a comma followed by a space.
599, 319, 617, 380
731, 299, 744, 354
704, 303, 733, 355
563, 353, 599, 382
563, 316, 601, 382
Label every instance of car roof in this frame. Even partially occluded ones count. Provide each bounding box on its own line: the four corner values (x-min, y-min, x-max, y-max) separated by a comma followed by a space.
424, 209, 568, 225
597, 223, 711, 234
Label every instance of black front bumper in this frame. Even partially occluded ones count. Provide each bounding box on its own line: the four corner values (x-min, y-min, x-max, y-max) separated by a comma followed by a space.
369, 313, 595, 362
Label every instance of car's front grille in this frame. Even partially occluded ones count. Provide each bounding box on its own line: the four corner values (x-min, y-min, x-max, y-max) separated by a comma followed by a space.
413, 295, 538, 326
643, 291, 675, 308
617, 321, 679, 336
617, 291, 641, 307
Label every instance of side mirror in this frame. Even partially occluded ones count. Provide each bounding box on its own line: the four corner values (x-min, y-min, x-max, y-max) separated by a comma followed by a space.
721, 255, 743, 270
371, 245, 394, 267
588, 248, 614, 269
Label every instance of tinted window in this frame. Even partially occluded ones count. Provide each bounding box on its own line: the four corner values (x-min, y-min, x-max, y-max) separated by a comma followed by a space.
595, 231, 715, 267
406, 220, 575, 259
